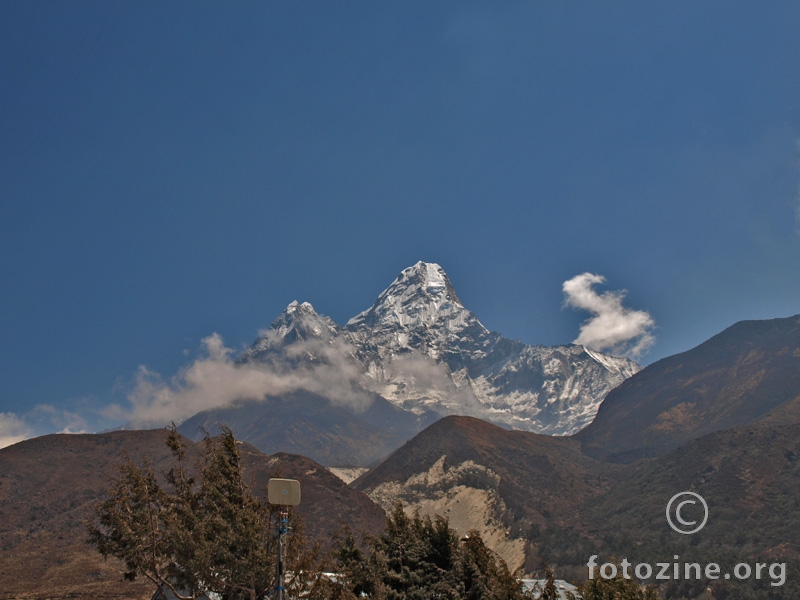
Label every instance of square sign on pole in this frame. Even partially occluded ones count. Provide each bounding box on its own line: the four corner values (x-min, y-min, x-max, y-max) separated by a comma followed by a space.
268, 478, 301, 506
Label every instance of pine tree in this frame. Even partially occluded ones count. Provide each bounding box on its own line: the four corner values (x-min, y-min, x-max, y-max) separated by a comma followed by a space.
533, 564, 560, 600
580, 563, 660, 600
87, 425, 316, 600
329, 502, 532, 600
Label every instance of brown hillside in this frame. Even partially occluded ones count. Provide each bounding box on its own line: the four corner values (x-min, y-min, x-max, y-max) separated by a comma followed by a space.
575, 314, 800, 463
590, 420, 800, 559
0, 430, 385, 600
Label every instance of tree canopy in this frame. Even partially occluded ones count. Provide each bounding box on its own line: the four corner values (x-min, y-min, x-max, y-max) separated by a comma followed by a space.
87, 426, 316, 600
322, 503, 532, 600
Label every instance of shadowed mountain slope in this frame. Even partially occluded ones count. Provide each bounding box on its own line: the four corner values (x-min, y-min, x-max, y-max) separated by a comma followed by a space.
179, 390, 429, 467
583, 419, 800, 599
575, 314, 800, 463
590, 419, 800, 561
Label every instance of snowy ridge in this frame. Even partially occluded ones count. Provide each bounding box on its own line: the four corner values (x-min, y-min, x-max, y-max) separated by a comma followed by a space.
239, 262, 641, 435
346, 261, 469, 348
238, 300, 344, 362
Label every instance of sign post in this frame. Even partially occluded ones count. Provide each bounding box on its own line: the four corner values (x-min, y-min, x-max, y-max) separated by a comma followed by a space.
267, 479, 301, 600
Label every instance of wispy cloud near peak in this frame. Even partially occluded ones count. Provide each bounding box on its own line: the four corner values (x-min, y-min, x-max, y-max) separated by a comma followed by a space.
104, 332, 374, 429
0, 412, 33, 449
563, 273, 655, 360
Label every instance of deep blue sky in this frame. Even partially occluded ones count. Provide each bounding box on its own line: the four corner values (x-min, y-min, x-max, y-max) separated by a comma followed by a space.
2, 2, 799, 438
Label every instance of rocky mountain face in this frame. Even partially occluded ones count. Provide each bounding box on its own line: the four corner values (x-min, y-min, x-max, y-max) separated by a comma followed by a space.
352, 415, 621, 574
575, 314, 800, 462
342, 262, 640, 434
220, 262, 639, 462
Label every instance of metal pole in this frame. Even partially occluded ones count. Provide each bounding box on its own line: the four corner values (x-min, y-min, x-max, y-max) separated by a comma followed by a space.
267, 479, 299, 600
275, 509, 288, 600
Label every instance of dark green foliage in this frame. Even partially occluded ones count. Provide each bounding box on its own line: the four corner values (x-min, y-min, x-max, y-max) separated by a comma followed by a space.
459, 531, 524, 600
87, 425, 317, 600
326, 502, 540, 600
532, 564, 559, 600
332, 527, 387, 599
86, 454, 170, 584
531, 526, 599, 567
580, 565, 659, 600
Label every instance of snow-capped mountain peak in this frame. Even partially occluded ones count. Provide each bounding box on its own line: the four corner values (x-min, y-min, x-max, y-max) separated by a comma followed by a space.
347, 261, 465, 331
272, 300, 339, 340
237, 262, 641, 435
345, 261, 484, 361
238, 299, 342, 363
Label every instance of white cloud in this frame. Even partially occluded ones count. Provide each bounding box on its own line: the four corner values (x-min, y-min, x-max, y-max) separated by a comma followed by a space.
563, 273, 655, 360
27, 404, 90, 435
106, 333, 374, 429
375, 352, 487, 416
0, 412, 33, 449
0, 406, 91, 449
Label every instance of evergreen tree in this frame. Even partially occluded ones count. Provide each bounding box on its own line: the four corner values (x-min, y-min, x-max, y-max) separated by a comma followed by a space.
532, 564, 560, 600
580, 563, 660, 600
329, 503, 534, 600
87, 425, 316, 600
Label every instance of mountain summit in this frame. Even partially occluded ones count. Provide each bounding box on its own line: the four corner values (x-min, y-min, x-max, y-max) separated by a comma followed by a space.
182, 262, 640, 465
346, 262, 488, 365
250, 262, 638, 433
347, 261, 465, 337
341, 262, 638, 432
239, 300, 343, 361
